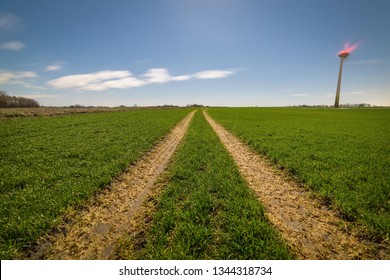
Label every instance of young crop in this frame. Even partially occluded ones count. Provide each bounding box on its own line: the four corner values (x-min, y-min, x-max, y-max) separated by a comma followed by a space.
0, 108, 191, 259
208, 107, 390, 241
119, 111, 292, 259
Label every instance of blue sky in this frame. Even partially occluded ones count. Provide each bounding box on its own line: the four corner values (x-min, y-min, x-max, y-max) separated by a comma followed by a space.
1, 0, 389, 107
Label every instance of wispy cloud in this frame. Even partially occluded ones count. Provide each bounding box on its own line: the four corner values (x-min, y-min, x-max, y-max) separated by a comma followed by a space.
192, 70, 234, 79
142, 68, 192, 84
47, 70, 134, 90
171, 75, 191, 81
20, 94, 59, 99
0, 69, 37, 85
82, 77, 145, 91
0, 41, 25, 51
47, 68, 237, 91
45, 64, 62, 71
143, 68, 172, 84
0, 12, 21, 30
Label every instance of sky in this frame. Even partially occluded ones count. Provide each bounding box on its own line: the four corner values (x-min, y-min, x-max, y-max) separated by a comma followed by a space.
1, 0, 389, 107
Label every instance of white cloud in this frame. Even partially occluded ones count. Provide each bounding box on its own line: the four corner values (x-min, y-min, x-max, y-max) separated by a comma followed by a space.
143, 68, 172, 84
193, 70, 234, 79
0, 41, 25, 51
0, 69, 37, 85
171, 75, 191, 81
82, 77, 145, 91
47, 68, 237, 91
0, 13, 21, 30
47, 70, 131, 89
45, 64, 62, 71
102, 77, 145, 88
143, 68, 192, 83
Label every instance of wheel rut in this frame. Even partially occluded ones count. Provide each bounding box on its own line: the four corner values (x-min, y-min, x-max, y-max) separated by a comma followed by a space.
29, 111, 195, 260
204, 111, 387, 259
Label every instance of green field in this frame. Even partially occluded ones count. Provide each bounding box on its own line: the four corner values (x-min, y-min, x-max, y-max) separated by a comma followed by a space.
0, 108, 191, 259
208, 107, 390, 240
1, 107, 388, 259
117, 111, 292, 259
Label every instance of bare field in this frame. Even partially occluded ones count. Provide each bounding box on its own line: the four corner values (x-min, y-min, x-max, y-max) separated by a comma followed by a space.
0, 106, 133, 118
0, 106, 182, 119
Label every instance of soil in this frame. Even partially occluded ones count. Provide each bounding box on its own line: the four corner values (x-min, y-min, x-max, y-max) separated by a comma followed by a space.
204, 111, 388, 259
0, 106, 181, 119
28, 111, 195, 259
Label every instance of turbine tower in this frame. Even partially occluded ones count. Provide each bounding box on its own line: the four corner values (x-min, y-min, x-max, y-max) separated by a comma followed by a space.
334, 51, 350, 108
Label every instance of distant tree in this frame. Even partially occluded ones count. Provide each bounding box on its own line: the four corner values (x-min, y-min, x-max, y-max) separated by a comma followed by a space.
0, 90, 7, 107
0, 90, 40, 108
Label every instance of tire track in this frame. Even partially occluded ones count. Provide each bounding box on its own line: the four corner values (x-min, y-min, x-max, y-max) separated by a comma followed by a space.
204, 111, 386, 259
30, 111, 195, 259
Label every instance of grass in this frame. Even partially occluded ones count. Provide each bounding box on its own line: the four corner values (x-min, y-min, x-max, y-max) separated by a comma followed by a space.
118, 110, 292, 259
208, 107, 390, 241
0, 108, 191, 259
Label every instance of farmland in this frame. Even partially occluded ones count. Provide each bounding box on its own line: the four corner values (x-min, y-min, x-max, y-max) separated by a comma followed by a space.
0, 106, 137, 119
117, 110, 292, 259
0, 107, 389, 260
0, 108, 191, 259
207, 107, 390, 241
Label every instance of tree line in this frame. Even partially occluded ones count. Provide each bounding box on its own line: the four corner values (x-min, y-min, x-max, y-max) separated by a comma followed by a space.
0, 90, 40, 108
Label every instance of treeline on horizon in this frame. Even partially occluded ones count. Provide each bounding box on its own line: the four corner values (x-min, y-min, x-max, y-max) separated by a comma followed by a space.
290, 103, 373, 108
0, 91, 39, 108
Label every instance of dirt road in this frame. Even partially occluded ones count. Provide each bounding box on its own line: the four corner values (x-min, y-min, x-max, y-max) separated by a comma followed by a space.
204, 111, 386, 259
30, 111, 195, 259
